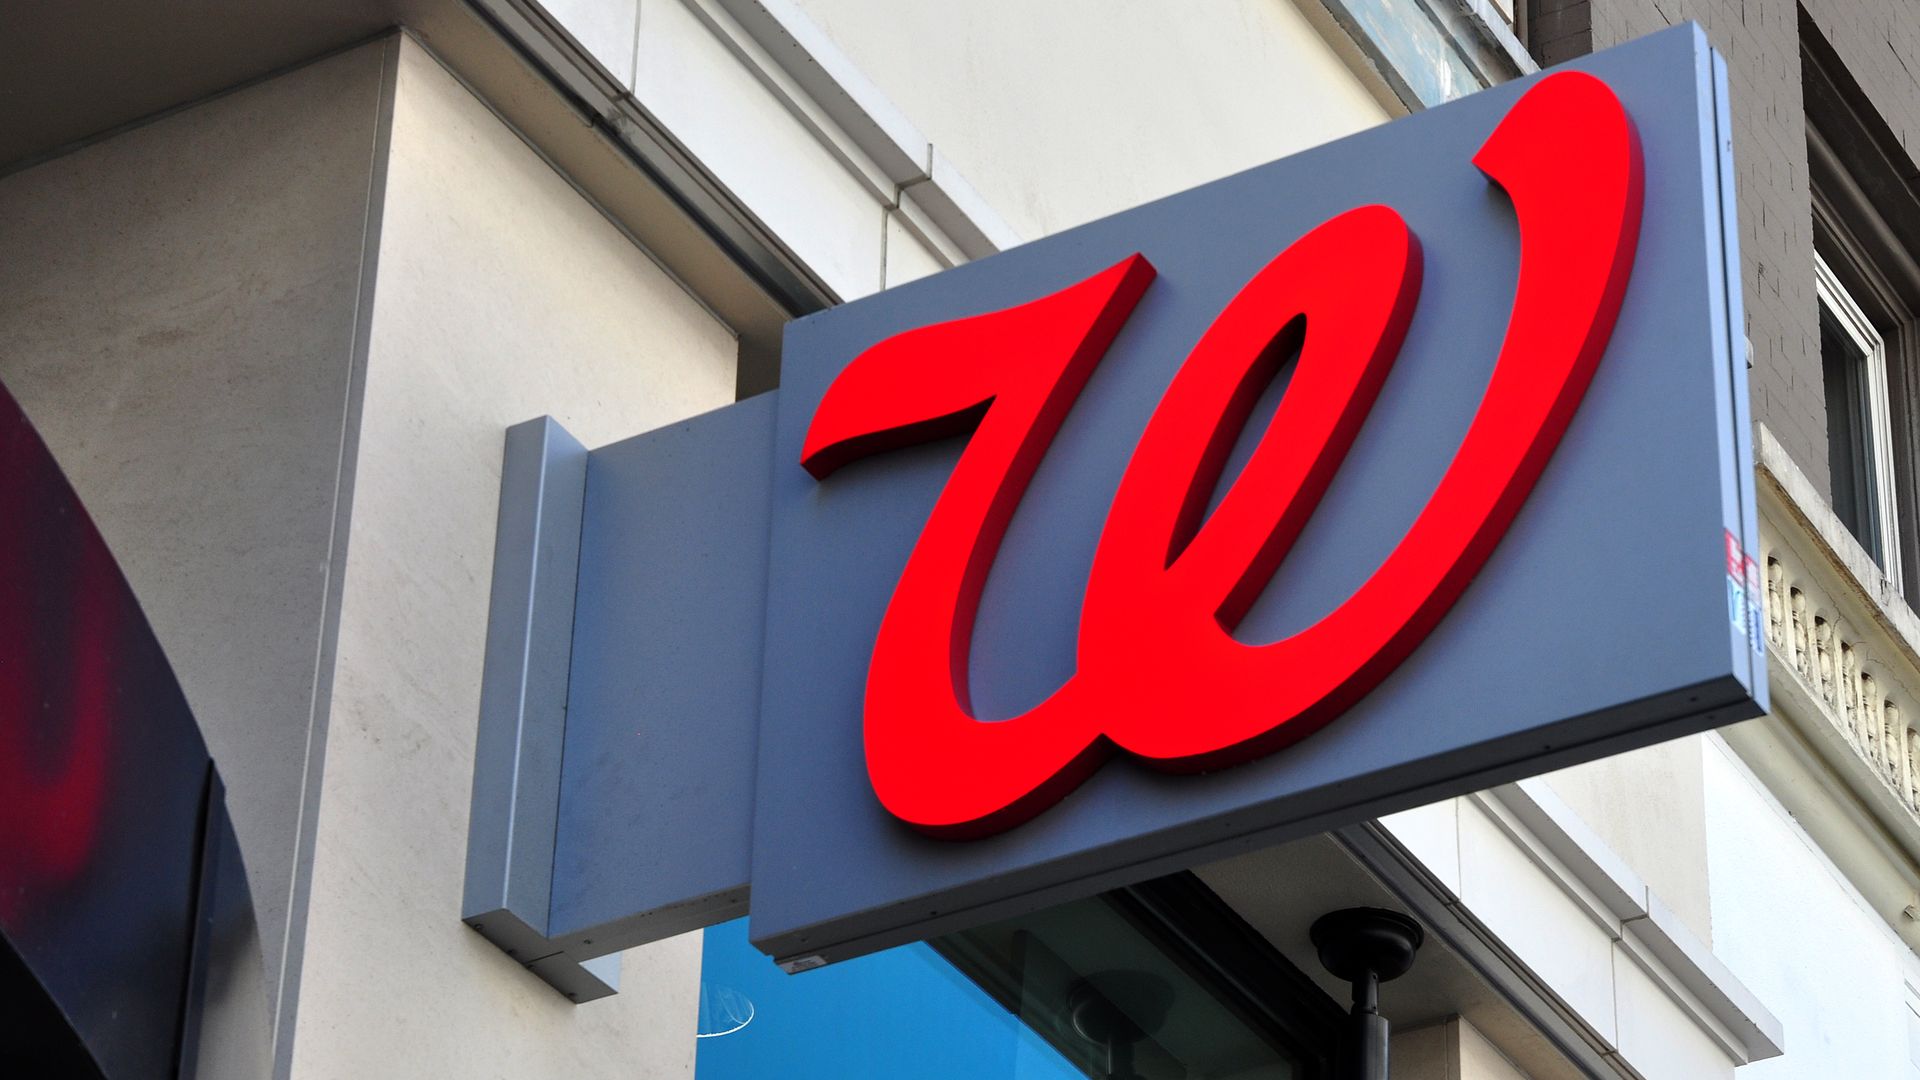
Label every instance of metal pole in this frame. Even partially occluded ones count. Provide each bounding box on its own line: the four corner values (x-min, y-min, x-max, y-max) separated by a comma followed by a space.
1349, 968, 1388, 1080
1310, 908, 1424, 1080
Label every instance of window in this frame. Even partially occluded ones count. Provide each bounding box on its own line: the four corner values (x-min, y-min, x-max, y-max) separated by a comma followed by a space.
1817, 253, 1901, 580
1804, 16, 1920, 605
693, 873, 1340, 1079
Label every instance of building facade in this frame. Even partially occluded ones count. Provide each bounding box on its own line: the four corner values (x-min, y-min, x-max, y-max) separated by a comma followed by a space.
1, 1, 1918, 1078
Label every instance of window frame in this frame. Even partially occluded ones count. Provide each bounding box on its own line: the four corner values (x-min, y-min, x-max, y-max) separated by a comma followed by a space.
1815, 249, 1904, 587
1804, 14, 1920, 609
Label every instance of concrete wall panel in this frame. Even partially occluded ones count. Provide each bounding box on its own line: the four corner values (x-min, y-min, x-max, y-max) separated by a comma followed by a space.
287, 36, 735, 1079
1546, 739, 1714, 946
1394, 1017, 1533, 1080
1610, 942, 1735, 1080
788, 0, 1390, 241
634, 0, 887, 301
1458, 799, 1620, 1046
0, 40, 393, 1046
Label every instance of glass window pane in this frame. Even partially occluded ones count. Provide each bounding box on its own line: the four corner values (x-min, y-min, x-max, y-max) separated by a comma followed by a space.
695, 918, 1084, 1080
1822, 298, 1883, 563
935, 893, 1308, 1079
696, 883, 1320, 1080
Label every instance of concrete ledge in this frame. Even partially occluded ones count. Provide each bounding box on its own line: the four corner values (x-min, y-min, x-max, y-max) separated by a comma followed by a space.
709, 0, 1022, 258
1481, 780, 1785, 1062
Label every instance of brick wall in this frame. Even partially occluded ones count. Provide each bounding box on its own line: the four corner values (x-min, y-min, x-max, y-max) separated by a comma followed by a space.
1531, 0, 1593, 66
1800, 2, 1920, 192
1529, 0, 1920, 504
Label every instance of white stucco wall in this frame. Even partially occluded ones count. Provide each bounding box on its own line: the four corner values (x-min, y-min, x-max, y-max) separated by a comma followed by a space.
1548, 738, 1715, 946
287, 36, 735, 1079
536, 0, 1387, 301
1704, 735, 1920, 1079
787, 0, 1391, 239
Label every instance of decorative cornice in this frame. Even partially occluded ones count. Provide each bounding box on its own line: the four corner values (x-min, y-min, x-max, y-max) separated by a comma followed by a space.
1725, 421, 1920, 952
1753, 423, 1920, 844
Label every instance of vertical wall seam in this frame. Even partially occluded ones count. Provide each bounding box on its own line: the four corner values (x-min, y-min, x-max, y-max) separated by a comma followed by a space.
268, 31, 402, 1080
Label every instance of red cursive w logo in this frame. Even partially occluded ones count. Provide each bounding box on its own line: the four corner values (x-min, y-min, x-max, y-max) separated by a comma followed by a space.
802, 71, 1644, 839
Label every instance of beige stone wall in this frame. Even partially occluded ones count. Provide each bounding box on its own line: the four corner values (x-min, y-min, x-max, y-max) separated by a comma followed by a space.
286, 35, 734, 1079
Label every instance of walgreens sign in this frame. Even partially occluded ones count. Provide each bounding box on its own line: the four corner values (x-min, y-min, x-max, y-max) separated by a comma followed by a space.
806, 73, 1642, 839
463, 26, 1762, 980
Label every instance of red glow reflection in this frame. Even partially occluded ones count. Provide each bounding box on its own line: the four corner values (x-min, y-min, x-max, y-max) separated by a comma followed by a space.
0, 397, 115, 925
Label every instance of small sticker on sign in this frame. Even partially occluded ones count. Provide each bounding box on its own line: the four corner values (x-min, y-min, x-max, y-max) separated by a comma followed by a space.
1723, 530, 1758, 647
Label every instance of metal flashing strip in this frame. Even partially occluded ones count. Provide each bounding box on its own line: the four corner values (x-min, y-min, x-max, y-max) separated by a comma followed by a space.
460, 418, 616, 1002
463, 0, 1021, 306
457, 0, 1031, 400
704, 0, 1023, 259
462, 401, 779, 1001
543, 395, 775, 956
462, 0, 833, 320
709, 0, 930, 191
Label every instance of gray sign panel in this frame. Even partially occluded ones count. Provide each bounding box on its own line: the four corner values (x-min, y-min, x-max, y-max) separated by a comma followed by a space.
748, 23, 1759, 967
462, 23, 1762, 988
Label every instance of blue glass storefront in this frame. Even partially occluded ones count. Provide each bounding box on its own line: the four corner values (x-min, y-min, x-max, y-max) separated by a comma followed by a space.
691, 876, 1333, 1079
697, 918, 1082, 1078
